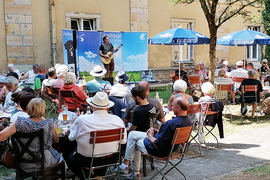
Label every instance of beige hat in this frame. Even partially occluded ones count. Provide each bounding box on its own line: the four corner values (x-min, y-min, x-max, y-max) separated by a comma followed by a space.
86, 92, 114, 108
236, 61, 243, 66
262, 59, 268, 63
90, 65, 107, 77
194, 65, 200, 71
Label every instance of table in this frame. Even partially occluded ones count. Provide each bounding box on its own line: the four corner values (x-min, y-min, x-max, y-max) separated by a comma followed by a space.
149, 82, 170, 90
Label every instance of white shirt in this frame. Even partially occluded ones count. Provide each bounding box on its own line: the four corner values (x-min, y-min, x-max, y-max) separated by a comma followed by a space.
109, 83, 132, 100
68, 110, 127, 157
24, 70, 37, 84
10, 111, 29, 123
230, 68, 248, 88
4, 88, 21, 113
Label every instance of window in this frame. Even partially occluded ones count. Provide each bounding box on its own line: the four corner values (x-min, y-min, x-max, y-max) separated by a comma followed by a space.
171, 18, 195, 63
66, 12, 102, 31
246, 26, 262, 61
70, 19, 97, 30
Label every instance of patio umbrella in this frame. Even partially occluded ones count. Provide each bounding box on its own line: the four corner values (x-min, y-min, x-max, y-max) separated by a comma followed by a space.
217, 30, 270, 69
217, 30, 270, 46
148, 28, 210, 73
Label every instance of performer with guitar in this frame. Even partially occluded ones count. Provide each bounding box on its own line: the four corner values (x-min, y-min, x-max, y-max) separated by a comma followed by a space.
99, 36, 121, 78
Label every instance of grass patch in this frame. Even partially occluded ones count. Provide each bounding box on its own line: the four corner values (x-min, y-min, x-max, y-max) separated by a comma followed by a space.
243, 164, 270, 177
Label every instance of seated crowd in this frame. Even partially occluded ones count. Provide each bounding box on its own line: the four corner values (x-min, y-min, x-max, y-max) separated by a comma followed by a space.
0, 59, 268, 180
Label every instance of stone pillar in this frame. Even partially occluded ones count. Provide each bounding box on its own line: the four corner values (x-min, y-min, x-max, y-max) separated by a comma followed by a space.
130, 0, 148, 32
4, 0, 34, 65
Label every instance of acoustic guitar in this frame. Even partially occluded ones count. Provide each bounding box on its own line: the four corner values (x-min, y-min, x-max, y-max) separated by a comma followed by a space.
101, 44, 123, 64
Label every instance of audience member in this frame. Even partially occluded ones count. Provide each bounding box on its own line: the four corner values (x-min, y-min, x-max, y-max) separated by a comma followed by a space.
10, 93, 36, 122
109, 71, 132, 100
35, 64, 47, 80
66, 92, 127, 179
214, 63, 226, 77
223, 60, 231, 72
53, 64, 68, 88
126, 85, 157, 133
10, 91, 28, 115
239, 69, 263, 118
0, 98, 63, 173
41, 67, 58, 103
4, 76, 21, 113
199, 62, 208, 78
7, 64, 21, 79
261, 59, 269, 73
230, 61, 248, 89
60, 72, 88, 111
168, 79, 194, 110
214, 68, 234, 100
86, 65, 111, 93
117, 96, 192, 179
124, 81, 165, 126
247, 63, 254, 70
20, 64, 39, 88
198, 82, 216, 104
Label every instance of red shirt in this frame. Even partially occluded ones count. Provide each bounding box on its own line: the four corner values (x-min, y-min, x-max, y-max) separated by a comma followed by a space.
60, 84, 88, 111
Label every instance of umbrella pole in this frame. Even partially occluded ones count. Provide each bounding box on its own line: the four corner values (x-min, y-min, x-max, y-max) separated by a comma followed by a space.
179, 44, 182, 76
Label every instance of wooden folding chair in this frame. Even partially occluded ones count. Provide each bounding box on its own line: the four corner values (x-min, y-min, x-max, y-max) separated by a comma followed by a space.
59, 90, 77, 112
201, 102, 219, 147
187, 104, 203, 155
241, 85, 258, 119
44, 86, 59, 115
11, 129, 65, 180
143, 126, 193, 180
81, 128, 125, 180
215, 84, 234, 120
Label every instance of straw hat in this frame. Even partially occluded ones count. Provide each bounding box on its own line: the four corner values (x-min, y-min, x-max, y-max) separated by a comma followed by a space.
115, 71, 129, 82
90, 65, 107, 77
194, 65, 200, 71
86, 92, 114, 108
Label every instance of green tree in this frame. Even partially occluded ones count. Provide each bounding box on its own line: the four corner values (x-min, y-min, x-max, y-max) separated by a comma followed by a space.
171, 0, 264, 82
262, 0, 270, 61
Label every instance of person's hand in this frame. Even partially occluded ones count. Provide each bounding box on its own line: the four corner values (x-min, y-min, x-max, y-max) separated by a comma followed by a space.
147, 127, 158, 136
105, 55, 110, 58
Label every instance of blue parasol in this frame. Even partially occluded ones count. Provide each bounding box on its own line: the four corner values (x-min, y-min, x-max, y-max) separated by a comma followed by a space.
217, 30, 270, 46
148, 28, 210, 73
148, 28, 210, 45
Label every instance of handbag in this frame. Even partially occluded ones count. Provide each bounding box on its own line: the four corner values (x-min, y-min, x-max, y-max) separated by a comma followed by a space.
1, 144, 16, 169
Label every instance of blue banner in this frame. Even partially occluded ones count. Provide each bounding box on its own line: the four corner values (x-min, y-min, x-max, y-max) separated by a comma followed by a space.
122, 32, 148, 71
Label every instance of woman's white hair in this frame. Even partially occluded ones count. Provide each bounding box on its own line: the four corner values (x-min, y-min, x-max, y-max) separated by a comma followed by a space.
201, 82, 215, 95
173, 79, 187, 92
64, 72, 77, 84
56, 64, 68, 78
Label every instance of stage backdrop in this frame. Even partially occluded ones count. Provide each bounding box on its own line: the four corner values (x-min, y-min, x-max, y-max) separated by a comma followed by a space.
63, 30, 148, 75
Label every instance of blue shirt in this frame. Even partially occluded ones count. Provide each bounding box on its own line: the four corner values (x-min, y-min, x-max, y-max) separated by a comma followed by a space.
86, 77, 111, 92
144, 116, 192, 157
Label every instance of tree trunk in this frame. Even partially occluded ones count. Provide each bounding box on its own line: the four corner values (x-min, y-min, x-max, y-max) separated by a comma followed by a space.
208, 27, 218, 84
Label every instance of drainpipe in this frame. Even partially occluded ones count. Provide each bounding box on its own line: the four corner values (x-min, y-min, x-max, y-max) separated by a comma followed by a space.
49, 0, 57, 66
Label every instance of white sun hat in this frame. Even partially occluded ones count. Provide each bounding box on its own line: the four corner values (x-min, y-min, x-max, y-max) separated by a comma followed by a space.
86, 92, 114, 108
90, 65, 107, 77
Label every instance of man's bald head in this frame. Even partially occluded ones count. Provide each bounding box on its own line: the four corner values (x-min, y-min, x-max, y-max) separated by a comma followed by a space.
173, 96, 189, 111
139, 81, 150, 93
